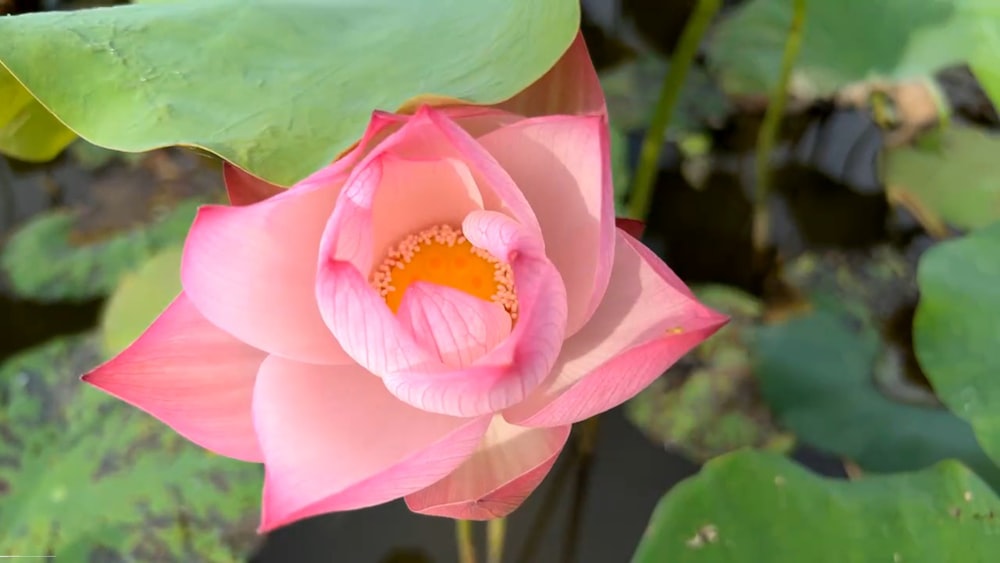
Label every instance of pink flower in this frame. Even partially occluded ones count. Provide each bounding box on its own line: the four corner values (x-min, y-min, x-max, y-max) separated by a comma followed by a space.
83, 34, 726, 531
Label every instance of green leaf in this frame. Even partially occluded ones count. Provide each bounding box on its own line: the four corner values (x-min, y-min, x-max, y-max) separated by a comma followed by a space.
752, 307, 1000, 486
915, 222, 1000, 467
626, 285, 793, 463
632, 450, 1000, 563
1, 199, 200, 301
0, 334, 262, 560
100, 245, 182, 357
882, 125, 1000, 233
707, 0, 1000, 98
0, 0, 580, 186
0, 67, 76, 162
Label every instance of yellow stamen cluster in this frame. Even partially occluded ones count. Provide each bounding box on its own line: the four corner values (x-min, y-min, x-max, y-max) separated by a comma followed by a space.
371, 224, 517, 318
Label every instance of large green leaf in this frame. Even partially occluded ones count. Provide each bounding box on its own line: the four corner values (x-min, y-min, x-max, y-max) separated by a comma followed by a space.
0, 334, 262, 560
707, 0, 1000, 101
915, 222, 1000, 467
0, 0, 580, 185
752, 307, 1000, 486
632, 451, 1000, 563
0, 69, 76, 161
882, 126, 1000, 233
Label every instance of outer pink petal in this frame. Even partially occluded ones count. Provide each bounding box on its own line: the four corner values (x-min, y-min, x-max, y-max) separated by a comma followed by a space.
254, 356, 490, 531
496, 32, 606, 118
182, 177, 349, 365
397, 282, 512, 368
405, 417, 570, 519
223, 163, 285, 206
504, 230, 728, 427
183, 111, 406, 364
83, 293, 264, 462
478, 115, 614, 336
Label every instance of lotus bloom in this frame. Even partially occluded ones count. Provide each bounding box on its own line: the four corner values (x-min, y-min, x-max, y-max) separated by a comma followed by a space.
84, 34, 726, 531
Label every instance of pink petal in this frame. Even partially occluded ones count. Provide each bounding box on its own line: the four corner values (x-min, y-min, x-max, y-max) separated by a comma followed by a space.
478, 115, 614, 336
497, 32, 606, 118
182, 176, 350, 365
397, 282, 512, 368
358, 106, 540, 234
83, 293, 265, 462
223, 163, 285, 206
406, 417, 570, 519
253, 356, 490, 531
504, 230, 728, 427
438, 106, 523, 138
369, 155, 485, 272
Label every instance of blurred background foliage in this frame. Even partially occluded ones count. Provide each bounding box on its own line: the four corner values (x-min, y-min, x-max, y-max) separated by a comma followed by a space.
2, 0, 1000, 561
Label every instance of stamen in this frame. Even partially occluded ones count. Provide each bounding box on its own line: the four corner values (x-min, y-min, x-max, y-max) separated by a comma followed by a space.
370, 224, 517, 318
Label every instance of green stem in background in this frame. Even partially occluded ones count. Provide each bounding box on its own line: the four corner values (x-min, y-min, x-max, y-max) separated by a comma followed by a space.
487, 518, 507, 563
561, 416, 602, 563
626, 0, 721, 221
514, 440, 576, 563
456, 520, 478, 563
752, 0, 806, 252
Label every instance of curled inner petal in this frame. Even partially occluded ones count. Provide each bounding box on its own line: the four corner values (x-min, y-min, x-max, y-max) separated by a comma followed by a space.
372, 224, 518, 320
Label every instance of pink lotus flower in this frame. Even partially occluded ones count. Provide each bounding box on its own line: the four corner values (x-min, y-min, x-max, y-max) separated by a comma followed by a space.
83, 34, 726, 531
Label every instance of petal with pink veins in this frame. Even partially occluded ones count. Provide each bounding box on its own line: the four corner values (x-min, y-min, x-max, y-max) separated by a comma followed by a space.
497, 32, 606, 118
397, 282, 512, 368
503, 230, 728, 427
478, 115, 614, 336
182, 175, 349, 365
83, 293, 265, 462
254, 356, 490, 531
406, 416, 570, 519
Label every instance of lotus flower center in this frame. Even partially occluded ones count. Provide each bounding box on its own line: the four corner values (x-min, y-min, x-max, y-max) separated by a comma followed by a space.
371, 224, 517, 318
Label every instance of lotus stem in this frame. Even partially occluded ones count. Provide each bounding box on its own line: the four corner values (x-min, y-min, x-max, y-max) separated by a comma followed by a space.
487, 517, 507, 563
752, 0, 807, 252
561, 415, 602, 563
627, 0, 722, 221
456, 519, 478, 563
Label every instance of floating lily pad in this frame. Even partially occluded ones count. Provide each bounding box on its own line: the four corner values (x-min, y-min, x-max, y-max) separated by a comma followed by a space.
915, 222, 1000, 468
882, 125, 1000, 235
2, 199, 199, 301
0, 334, 262, 560
752, 306, 1000, 487
632, 451, 1000, 563
100, 245, 182, 357
0, 0, 580, 185
626, 285, 793, 463
1, 149, 221, 302
707, 0, 1000, 102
